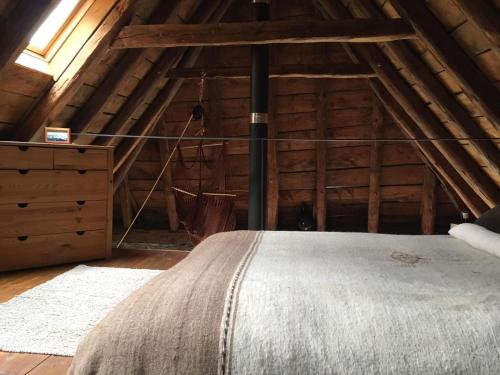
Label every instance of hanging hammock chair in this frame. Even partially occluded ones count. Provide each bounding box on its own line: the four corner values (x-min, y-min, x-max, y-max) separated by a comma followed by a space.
172, 117, 236, 245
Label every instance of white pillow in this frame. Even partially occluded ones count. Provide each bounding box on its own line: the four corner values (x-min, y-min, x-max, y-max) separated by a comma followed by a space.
449, 223, 500, 258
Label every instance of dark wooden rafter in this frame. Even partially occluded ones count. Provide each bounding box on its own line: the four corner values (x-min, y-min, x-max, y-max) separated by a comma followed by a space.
158, 119, 179, 232
94, 48, 186, 147
367, 99, 384, 233
451, 0, 500, 56
317, 0, 499, 208
118, 175, 134, 228
390, 0, 500, 130
266, 81, 279, 230
166, 63, 376, 79
313, 0, 492, 216
94, 0, 228, 149
112, 18, 416, 49
15, 0, 137, 142
420, 166, 437, 235
0, 0, 59, 79
348, 0, 500, 176
206, 73, 226, 193
370, 79, 489, 217
113, 0, 234, 191
315, 81, 327, 231
265, 3, 279, 232
69, 0, 200, 140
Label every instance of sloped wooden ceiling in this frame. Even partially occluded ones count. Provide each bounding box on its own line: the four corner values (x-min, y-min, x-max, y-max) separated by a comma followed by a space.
0, 0, 498, 234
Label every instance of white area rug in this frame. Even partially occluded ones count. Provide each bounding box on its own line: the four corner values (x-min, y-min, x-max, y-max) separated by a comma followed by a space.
0, 265, 162, 356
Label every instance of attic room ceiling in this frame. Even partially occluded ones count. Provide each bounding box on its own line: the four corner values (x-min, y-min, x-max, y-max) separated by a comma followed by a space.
0, 0, 498, 230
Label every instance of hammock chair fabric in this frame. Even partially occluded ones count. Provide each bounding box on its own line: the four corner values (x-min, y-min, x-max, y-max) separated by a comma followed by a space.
173, 142, 236, 244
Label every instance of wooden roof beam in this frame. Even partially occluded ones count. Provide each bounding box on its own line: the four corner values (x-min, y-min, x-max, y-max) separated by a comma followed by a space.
451, 0, 500, 56
15, 0, 137, 142
0, 0, 59, 79
166, 63, 376, 79
69, 0, 202, 139
389, 0, 500, 130
347, 0, 500, 183
111, 19, 416, 49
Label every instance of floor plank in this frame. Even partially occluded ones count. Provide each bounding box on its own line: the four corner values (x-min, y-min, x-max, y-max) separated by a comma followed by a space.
0, 352, 49, 375
27, 356, 73, 374
0, 247, 189, 375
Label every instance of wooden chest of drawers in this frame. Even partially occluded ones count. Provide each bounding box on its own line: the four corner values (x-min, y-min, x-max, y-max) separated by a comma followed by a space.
0, 142, 113, 272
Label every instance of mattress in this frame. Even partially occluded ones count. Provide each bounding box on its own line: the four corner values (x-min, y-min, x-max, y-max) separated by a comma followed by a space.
70, 231, 500, 374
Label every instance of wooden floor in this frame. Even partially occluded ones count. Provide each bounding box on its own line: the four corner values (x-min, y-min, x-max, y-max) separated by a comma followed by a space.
0, 248, 188, 375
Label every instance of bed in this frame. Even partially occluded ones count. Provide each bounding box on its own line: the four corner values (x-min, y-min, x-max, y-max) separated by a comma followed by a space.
70, 230, 500, 374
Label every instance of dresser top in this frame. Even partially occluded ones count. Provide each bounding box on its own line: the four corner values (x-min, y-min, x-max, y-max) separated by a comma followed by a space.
0, 141, 113, 150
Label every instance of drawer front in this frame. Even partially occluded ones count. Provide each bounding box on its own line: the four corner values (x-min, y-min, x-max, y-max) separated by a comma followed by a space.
0, 145, 53, 169
0, 201, 107, 238
0, 230, 106, 272
53, 148, 108, 170
0, 170, 109, 204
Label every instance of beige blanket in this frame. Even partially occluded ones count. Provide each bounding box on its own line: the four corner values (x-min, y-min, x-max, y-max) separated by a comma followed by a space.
70, 231, 500, 374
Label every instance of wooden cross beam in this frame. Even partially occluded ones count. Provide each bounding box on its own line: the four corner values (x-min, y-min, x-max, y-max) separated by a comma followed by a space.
165, 63, 376, 79
112, 19, 416, 49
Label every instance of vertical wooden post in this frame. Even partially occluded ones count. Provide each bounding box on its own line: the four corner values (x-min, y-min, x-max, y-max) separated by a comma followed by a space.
158, 119, 179, 231
266, 81, 279, 230
421, 166, 437, 234
315, 81, 327, 231
118, 175, 134, 228
206, 59, 226, 192
367, 100, 384, 233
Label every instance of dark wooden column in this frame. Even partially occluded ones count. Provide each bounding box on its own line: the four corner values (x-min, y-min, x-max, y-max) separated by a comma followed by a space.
421, 166, 437, 234
248, 0, 269, 230
315, 81, 328, 231
367, 100, 384, 233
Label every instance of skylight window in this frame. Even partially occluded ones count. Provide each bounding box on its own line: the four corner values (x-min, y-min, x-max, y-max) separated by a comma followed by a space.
15, 0, 88, 75
29, 0, 81, 53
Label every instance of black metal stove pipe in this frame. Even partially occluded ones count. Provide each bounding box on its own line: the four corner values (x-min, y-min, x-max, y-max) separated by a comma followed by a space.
248, 0, 269, 230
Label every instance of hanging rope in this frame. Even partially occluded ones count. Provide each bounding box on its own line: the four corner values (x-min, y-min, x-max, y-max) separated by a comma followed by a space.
116, 114, 194, 248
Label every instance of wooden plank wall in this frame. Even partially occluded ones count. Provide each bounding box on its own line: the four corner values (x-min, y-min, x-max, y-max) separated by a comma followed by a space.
121, 0, 458, 233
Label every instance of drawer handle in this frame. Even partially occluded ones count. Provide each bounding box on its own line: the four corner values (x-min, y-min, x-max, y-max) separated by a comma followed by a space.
76, 231, 85, 236
76, 200, 86, 206
78, 149, 87, 154
78, 170, 87, 175
17, 236, 28, 241
18, 169, 29, 175
18, 146, 29, 151
17, 203, 28, 208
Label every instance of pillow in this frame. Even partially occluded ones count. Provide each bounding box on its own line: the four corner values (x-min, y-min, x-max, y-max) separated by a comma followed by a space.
449, 223, 500, 258
475, 205, 500, 233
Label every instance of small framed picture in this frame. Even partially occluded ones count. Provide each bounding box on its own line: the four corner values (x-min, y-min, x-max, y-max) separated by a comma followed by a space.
45, 127, 71, 144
